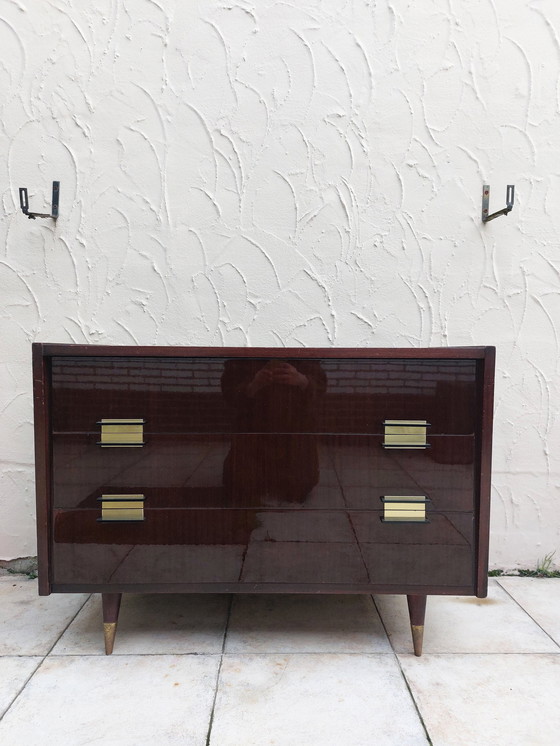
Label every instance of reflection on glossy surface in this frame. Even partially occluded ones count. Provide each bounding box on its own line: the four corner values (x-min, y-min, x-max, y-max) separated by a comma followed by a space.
52, 509, 474, 587
221, 359, 326, 501
49, 354, 481, 592
51, 357, 477, 434
52, 436, 474, 511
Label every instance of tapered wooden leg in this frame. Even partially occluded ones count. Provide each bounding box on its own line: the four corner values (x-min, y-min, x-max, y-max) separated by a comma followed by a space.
407, 594, 427, 657
102, 593, 122, 655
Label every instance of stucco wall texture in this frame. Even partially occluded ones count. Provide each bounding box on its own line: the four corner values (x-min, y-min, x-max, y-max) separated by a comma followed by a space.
1, 0, 559, 568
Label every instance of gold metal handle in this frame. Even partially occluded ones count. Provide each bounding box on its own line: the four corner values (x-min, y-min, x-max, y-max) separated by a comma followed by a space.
98, 494, 145, 522
382, 420, 429, 449
381, 496, 429, 523
97, 419, 145, 447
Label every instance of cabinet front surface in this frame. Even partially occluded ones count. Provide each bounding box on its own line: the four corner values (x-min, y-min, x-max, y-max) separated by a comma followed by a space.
35, 347, 492, 600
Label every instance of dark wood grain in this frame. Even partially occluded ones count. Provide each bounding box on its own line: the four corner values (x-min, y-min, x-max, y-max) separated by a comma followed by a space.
35, 342, 491, 359
32, 344, 52, 595
102, 592, 121, 623
49, 356, 477, 435
49, 433, 475, 511
51, 508, 474, 589
102, 592, 122, 655
407, 594, 427, 655
475, 346, 496, 597
53, 582, 477, 595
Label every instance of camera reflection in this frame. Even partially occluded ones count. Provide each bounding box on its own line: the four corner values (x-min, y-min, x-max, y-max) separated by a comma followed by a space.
221, 359, 327, 503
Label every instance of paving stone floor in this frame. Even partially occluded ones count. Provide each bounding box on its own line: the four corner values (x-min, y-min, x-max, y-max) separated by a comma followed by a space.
0, 575, 559, 745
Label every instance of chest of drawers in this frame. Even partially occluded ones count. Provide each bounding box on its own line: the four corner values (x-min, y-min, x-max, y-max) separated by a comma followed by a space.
33, 344, 495, 654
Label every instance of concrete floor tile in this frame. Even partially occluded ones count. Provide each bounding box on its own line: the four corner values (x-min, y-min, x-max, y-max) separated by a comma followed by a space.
210, 654, 428, 746
399, 653, 560, 746
52, 593, 230, 655
0, 657, 42, 718
0, 577, 88, 655
0, 655, 219, 745
225, 594, 391, 653
375, 580, 559, 654
497, 577, 560, 647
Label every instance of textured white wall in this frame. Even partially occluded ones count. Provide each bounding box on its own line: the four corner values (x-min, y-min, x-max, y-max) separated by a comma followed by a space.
1, 0, 559, 568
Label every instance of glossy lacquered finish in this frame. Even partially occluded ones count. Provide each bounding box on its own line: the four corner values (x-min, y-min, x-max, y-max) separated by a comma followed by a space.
51, 435, 475, 510
52, 509, 474, 588
33, 344, 495, 654
50, 356, 477, 434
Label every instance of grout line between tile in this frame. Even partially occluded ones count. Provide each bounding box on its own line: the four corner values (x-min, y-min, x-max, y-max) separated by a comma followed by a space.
371, 595, 433, 744
370, 594, 393, 650
44, 594, 93, 657
395, 651, 560, 657
393, 657, 434, 746
34, 650, 560, 660
205, 594, 234, 746
44, 652, 224, 659
0, 658, 43, 725
494, 580, 560, 650
0, 592, 93, 724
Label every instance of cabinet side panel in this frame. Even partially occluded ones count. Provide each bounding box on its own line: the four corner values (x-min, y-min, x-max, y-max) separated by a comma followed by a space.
476, 347, 496, 596
32, 344, 52, 595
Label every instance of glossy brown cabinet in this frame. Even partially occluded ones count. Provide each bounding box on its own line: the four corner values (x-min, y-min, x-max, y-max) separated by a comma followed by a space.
33, 344, 495, 654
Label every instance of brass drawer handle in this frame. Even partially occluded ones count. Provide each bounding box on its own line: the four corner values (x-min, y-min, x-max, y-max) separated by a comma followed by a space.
97, 419, 145, 447
98, 494, 145, 522
382, 420, 430, 449
381, 495, 429, 523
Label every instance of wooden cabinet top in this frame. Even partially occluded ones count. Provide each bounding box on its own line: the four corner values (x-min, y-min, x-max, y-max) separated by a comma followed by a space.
33, 343, 494, 359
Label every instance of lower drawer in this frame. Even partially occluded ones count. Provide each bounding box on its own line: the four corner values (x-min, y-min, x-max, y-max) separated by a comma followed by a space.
52, 434, 475, 512
52, 509, 474, 588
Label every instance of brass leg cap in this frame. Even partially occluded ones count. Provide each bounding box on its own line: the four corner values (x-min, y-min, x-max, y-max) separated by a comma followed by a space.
104, 622, 117, 655
411, 625, 424, 657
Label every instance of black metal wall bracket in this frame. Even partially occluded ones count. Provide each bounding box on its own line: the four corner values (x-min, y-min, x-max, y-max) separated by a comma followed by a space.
482, 184, 514, 223
19, 181, 59, 220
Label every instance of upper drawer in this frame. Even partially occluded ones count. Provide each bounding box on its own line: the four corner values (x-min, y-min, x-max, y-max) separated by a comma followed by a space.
51, 356, 478, 435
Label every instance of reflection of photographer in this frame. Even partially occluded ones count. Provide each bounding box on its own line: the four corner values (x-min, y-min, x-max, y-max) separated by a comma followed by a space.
246, 360, 309, 397
221, 359, 327, 502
